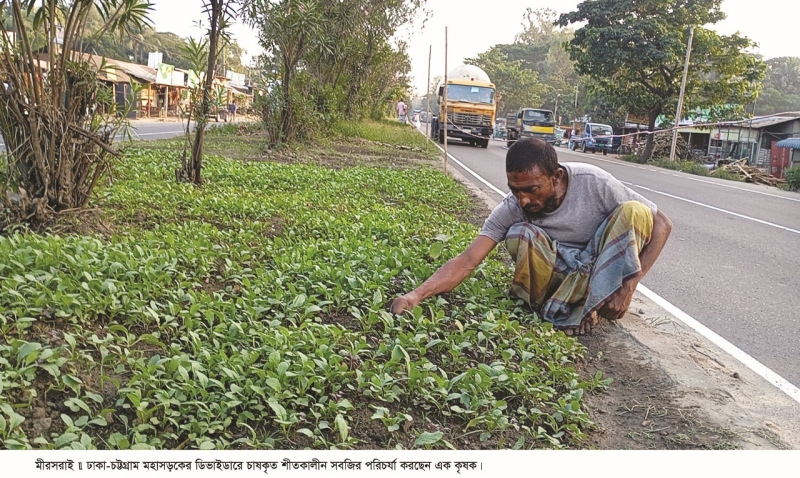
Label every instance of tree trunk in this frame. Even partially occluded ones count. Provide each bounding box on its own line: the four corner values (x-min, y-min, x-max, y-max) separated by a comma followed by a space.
280, 56, 293, 142
278, 31, 305, 144
189, 0, 223, 185
637, 109, 661, 163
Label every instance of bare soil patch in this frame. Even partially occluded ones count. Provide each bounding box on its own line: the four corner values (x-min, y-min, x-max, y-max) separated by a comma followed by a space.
262, 215, 285, 239
577, 316, 791, 449
579, 327, 739, 449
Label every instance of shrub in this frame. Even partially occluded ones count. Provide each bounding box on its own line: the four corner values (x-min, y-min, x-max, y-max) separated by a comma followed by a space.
678, 161, 710, 176
649, 158, 682, 171
0, 1, 149, 227
786, 166, 800, 191
713, 168, 742, 182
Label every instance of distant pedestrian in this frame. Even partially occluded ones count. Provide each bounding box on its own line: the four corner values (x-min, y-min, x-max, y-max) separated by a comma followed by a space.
228, 101, 237, 122
396, 99, 407, 124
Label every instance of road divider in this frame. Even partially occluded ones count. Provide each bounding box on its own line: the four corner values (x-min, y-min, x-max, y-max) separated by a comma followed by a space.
415, 121, 800, 404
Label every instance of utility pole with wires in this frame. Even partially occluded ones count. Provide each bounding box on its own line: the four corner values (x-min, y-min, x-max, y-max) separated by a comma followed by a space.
554, 93, 560, 126
670, 25, 695, 162
443, 27, 449, 175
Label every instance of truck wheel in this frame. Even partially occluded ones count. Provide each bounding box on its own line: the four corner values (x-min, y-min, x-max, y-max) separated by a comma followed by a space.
581, 142, 587, 153
480, 139, 489, 149
603, 150, 608, 156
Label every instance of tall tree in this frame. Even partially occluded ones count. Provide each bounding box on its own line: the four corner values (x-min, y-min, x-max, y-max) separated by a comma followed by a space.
485, 8, 585, 122
245, 0, 426, 144
245, 0, 323, 143
180, 0, 237, 185
465, 47, 546, 116
558, 0, 766, 161
755, 57, 800, 116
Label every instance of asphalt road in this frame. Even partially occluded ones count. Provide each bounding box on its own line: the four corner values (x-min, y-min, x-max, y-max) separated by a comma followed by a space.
120, 120, 192, 141
433, 133, 800, 388
0, 120, 193, 151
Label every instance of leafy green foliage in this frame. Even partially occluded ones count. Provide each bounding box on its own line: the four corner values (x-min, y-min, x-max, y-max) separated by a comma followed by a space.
179, 0, 239, 185
468, 8, 582, 121
0, 0, 153, 227
785, 166, 800, 192
465, 47, 545, 115
0, 134, 605, 449
511, 8, 583, 122
245, 0, 426, 144
755, 57, 800, 116
622, 153, 724, 179
649, 159, 709, 176
331, 120, 429, 151
558, 0, 766, 160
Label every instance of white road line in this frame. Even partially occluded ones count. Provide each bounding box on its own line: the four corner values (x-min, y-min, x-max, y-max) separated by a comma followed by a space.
637, 284, 800, 405
415, 124, 800, 403
567, 150, 800, 204
624, 182, 800, 235
414, 126, 506, 197
684, 175, 800, 203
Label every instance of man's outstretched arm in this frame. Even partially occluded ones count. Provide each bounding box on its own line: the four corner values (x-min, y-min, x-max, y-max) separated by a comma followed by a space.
598, 209, 673, 320
391, 235, 498, 314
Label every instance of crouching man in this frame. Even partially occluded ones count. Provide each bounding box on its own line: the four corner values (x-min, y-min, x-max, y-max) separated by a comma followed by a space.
391, 138, 672, 335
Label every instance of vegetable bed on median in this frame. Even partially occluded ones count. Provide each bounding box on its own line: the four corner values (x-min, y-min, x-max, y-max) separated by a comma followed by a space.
0, 143, 607, 450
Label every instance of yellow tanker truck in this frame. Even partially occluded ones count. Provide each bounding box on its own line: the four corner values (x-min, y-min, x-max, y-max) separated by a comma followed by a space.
431, 65, 496, 149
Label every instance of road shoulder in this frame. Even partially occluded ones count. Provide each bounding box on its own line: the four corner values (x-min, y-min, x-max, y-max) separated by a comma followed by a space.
447, 165, 800, 450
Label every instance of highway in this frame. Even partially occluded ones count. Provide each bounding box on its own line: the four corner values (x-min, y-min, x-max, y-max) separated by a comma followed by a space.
431, 133, 800, 387
0, 119, 193, 151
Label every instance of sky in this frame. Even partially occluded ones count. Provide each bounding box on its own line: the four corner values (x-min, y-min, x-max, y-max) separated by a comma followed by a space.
150, 0, 799, 93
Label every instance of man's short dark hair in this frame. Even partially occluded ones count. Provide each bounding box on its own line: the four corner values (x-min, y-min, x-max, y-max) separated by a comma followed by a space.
506, 138, 559, 177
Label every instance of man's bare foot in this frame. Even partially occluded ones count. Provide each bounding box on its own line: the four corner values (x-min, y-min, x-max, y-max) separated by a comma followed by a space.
561, 311, 600, 336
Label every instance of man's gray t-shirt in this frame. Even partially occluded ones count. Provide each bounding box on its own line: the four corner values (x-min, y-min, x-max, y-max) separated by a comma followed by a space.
480, 162, 658, 249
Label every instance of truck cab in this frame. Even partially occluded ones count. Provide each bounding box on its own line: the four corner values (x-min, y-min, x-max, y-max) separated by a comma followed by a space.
569, 122, 614, 155
506, 108, 556, 148
430, 65, 496, 149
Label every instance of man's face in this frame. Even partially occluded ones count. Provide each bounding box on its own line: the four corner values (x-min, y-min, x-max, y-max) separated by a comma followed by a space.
507, 167, 562, 219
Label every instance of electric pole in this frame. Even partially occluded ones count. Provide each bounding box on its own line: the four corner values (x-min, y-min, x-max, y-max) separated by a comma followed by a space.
670, 26, 695, 162
443, 27, 448, 174
426, 44, 431, 150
